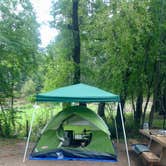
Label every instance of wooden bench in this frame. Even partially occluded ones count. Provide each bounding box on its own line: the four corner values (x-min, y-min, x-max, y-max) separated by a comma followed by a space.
141, 151, 160, 166
132, 144, 160, 166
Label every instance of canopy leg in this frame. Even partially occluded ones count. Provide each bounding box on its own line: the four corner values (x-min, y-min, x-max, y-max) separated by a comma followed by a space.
118, 102, 131, 166
23, 104, 36, 162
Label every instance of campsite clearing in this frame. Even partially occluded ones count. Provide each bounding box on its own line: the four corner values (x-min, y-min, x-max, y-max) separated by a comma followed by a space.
0, 138, 142, 166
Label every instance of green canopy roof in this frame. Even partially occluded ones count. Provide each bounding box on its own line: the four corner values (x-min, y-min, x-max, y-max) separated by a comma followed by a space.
36, 83, 120, 102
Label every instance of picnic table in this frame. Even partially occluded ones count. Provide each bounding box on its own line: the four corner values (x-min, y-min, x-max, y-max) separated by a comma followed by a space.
139, 129, 166, 166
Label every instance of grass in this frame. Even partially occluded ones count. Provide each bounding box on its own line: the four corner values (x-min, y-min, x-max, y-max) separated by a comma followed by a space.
14, 102, 62, 139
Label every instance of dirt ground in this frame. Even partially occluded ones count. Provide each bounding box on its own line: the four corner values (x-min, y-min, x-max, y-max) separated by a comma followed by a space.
0, 138, 144, 166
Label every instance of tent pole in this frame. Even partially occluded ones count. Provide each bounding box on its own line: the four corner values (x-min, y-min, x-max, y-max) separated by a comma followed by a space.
23, 103, 37, 162
118, 102, 131, 166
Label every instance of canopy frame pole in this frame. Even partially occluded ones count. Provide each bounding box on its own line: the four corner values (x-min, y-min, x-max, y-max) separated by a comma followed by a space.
23, 103, 37, 162
118, 102, 131, 166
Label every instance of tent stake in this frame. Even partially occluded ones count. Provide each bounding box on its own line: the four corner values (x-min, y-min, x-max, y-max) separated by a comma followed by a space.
23, 103, 37, 162
119, 102, 131, 166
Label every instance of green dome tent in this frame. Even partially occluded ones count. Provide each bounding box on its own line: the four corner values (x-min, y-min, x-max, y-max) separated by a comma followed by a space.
23, 83, 131, 165
31, 106, 116, 161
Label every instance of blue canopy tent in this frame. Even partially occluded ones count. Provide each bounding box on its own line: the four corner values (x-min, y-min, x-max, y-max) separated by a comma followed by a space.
23, 83, 131, 166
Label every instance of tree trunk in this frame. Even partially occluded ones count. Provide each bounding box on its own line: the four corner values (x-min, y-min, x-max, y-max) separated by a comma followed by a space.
131, 93, 136, 114
149, 61, 160, 128
161, 87, 166, 129
79, 103, 87, 107
134, 90, 143, 127
0, 102, 9, 136
72, 0, 81, 84
10, 77, 15, 132
149, 97, 155, 128
163, 116, 166, 130
97, 103, 106, 119
116, 97, 126, 136
141, 90, 151, 128
155, 88, 162, 115
140, 36, 151, 127
116, 68, 130, 134
0, 119, 3, 136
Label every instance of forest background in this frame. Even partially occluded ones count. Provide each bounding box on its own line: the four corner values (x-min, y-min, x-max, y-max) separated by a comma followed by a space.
0, 0, 165, 139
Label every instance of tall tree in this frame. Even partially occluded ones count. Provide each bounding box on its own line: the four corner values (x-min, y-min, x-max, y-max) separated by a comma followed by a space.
148, 0, 166, 127
48, 0, 166, 130
0, 0, 39, 136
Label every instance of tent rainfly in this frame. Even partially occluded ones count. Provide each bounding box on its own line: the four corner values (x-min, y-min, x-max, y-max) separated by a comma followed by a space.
23, 83, 131, 166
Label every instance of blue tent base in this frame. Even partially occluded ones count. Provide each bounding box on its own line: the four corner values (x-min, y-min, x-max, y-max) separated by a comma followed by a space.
29, 155, 118, 162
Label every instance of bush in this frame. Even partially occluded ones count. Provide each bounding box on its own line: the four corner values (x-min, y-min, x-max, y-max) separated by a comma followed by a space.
21, 79, 36, 97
